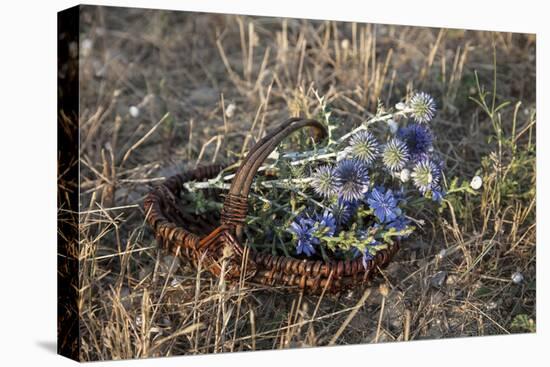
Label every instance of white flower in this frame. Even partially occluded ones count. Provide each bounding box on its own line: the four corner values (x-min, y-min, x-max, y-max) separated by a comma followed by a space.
387, 119, 398, 134
511, 272, 524, 284
470, 175, 483, 190
400, 168, 410, 183
129, 106, 140, 118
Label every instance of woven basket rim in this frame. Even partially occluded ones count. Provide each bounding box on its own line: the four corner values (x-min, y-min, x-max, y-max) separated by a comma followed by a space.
152, 172, 395, 259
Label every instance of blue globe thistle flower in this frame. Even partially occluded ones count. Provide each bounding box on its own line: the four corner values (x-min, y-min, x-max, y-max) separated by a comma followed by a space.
409, 92, 436, 123
334, 159, 370, 202
411, 157, 442, 194
382, 138, 410, 171
397, 123, 433, 159
311, 165, 338, 198
288, 216, 318, 256
348, 130, 380, 165
366, 186, 400, 223
314, 210, 337, 237
331, 197, 359, 226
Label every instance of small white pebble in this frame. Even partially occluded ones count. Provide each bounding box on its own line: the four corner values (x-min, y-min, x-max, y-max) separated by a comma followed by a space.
340, 39, 350, 50
95, 27, 106, 36
511, 272, 524, 284
395, 102, 406, 110
161, 317, 172, 327
430, 271, 447, 288
93, 60, 105, 78
225, 103, 236, 118
400, 168, 410, 183
129, 105, 140, 118
387, 119, 399, 134
470, 175, 483, 190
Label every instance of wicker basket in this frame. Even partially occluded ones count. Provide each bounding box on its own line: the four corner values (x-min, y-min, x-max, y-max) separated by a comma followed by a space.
144, 117, 399, 293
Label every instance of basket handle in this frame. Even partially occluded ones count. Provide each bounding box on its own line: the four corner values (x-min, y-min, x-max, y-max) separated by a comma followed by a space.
219, 117, 327, 238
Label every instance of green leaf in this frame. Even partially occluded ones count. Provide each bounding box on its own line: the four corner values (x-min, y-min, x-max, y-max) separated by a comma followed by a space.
510, 314, 535, 333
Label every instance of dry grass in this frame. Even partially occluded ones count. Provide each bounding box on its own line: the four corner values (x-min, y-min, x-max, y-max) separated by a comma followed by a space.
75, 5, 536, 361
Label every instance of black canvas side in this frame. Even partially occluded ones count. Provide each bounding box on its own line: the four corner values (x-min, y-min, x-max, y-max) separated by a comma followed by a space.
57, 5, 80, 362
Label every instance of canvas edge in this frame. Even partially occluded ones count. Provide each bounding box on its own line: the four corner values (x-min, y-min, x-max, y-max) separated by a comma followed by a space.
57, 4, 81, 362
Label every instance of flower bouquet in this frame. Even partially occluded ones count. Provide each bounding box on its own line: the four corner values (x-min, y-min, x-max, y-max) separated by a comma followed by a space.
145, 92, 445, 292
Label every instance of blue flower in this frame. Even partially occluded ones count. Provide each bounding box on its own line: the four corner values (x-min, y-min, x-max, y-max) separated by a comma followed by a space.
362, 247, 375, 268
393, 186, 407, 204
348, 130, 380, 165
288, 216, 318, 256
356, 231, 379, 268
409, 92, 436, 123
387, 216, 410, 232
366, 187, 400, 223
397, 123, 433, 160
411, 157, 442, 194
387, 216, 411, 240
311, 165, 338, 198
289, 211, 337, 257
314, 210, 337, 237
431, 185, 446, 203
331, 197, 359, 226
334, 159, 370, 201
382, 138, 410, 171
347, 230, 382, 268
